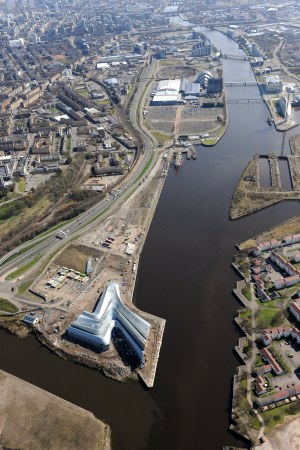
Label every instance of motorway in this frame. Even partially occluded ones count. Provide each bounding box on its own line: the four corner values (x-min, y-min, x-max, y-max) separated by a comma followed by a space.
0, 61, 158, 292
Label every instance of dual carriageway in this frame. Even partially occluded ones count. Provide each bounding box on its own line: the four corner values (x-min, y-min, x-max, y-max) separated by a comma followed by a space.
0, 62, 159, 304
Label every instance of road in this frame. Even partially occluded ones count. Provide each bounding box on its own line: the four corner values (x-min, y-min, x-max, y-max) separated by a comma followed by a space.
0, 60, 159, 298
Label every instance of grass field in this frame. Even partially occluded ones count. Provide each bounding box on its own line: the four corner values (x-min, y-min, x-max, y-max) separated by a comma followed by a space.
66, 137, 72, 154
256, 307, 284, 329
150, 130, 172, 145
262, 401, 300, 430
18, 178, 25, 193
6, 254, 44, 280
0, 298, 18, 313
78, 89, 89, 99
201, 126, 226, 147
18, 280, 34, 295
0, 196, 51, 239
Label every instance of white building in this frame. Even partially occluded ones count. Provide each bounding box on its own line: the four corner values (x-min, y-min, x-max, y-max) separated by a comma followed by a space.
152, 79, 181, 105
22, 315, 38, 325
9, 39, 25, 48
67, 283, 150, 366
263, 75, 283, 94
290, 299, 300, 321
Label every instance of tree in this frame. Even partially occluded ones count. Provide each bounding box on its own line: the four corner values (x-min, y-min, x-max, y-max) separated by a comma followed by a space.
271, 310, 284, 327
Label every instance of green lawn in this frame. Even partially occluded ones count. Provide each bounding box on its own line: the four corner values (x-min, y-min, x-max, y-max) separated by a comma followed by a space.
255, 354, 264, 367
256, 297, 283, 308
262, 401, 300, 430
201, 137, 219, 146
202, 126, 226, 147
151, 131, 172, 145
0, 205, 13, 220
66, 136, 72, 154
241, 378, 247, 390
240, 308, 251, 321
18, 178, 25, 193
242, 283, 252, 301
6, 254, 43, 280
0, 237, 48, 267
0, 298, 18, 313
256, 308, 284, 329
78, 89, 89, 99
18, 280, 34, 295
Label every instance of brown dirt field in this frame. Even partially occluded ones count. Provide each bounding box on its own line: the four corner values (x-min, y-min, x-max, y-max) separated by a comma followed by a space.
158, 65, 196, 79
55, 245, 104, 272
0, 370, 110, 450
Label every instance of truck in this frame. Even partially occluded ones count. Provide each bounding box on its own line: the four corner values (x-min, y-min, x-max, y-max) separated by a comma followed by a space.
56, 230, 68, 239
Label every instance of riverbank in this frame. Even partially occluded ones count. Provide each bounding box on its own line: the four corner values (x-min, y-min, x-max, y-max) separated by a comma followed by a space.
239, 214, 300, 251
230, 134, 300, 220
263, 96, 299, 132
1, 148, 168, 389
0, 369, 111, 450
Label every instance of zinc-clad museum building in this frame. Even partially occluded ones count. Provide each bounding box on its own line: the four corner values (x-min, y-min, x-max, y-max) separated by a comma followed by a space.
67, 283, 150, 366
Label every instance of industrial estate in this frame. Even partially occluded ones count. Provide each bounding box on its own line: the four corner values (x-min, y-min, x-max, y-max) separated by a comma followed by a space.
1, 0, 300, 449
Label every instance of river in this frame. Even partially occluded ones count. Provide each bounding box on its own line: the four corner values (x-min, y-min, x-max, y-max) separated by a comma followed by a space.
1, 19, 300, 450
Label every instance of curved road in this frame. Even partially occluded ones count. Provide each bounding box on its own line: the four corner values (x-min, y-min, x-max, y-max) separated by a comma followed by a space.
0, 61, 158, 290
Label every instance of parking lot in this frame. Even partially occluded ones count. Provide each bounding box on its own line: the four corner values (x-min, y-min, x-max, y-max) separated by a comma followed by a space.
272, 339, 300, 372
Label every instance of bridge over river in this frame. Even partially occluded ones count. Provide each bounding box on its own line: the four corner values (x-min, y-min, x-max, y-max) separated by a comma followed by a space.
224, 81, 258, 86
221, 53, 250, 61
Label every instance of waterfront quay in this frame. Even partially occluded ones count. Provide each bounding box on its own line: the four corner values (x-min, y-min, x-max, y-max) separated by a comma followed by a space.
1, 149, 168, 388
3, 15, 300, 450
230, 135, 300, 220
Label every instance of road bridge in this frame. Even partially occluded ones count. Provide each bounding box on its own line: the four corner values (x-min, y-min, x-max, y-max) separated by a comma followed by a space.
227, 98, 263, 103
221, 54, 250, 61
225, 81, 258, 86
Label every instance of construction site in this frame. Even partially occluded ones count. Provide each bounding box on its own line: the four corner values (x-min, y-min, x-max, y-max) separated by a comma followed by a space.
143, 57, 226, 146
19, 151, 167, 388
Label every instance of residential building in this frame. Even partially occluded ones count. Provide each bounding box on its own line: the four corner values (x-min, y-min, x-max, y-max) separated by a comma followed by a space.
290, 299, 300, 321
191, 38, 212, 57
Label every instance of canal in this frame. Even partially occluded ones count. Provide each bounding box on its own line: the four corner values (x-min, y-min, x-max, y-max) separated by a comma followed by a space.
1, 18, 300, 450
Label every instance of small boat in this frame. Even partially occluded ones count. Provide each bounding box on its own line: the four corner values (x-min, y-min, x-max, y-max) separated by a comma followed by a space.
175, 153, 183, 168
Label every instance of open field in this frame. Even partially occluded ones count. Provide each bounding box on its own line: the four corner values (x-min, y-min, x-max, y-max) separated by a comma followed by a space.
0, 370, 110, 450
54, 245, 103, 273
257, 412, 300, 450
0, 298, 18, 313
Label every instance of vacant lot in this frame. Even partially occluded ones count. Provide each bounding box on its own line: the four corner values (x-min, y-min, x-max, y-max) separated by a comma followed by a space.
0, 370, 110, 450
55, 244, 103, 272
